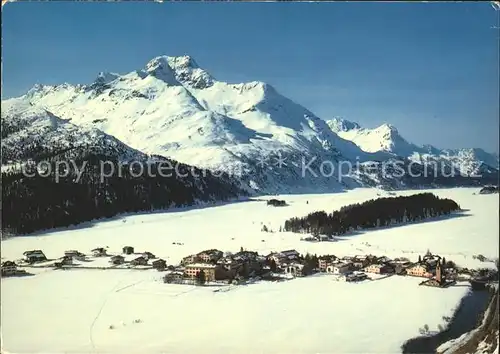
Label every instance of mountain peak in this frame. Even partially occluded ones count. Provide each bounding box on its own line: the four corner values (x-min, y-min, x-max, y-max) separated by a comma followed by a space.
145, 55, 214, 89
144, 56, 179, 85
377, 123, 398, 134
326, 117, 361, 133
95, 72, 120, 85
166, 55, 199, 70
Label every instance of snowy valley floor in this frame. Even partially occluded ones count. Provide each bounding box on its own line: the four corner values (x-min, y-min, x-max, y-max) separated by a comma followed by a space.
1, 187, 499, 353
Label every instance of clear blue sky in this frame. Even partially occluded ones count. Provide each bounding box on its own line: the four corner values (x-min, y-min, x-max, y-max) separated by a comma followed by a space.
2, 2, 499, 153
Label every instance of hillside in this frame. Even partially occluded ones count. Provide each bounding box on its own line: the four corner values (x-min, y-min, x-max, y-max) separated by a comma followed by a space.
1, 101, 244, 234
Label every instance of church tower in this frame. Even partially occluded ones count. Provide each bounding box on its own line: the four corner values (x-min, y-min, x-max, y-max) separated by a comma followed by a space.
435, 261, 443, 284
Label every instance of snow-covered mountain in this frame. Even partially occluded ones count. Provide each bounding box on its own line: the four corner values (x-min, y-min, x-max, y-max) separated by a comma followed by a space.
1, 99, 245, 234
3, 55, 497, 194
3, 55, 398, 193
327, 117, 499, 176
1, 99, 147, 166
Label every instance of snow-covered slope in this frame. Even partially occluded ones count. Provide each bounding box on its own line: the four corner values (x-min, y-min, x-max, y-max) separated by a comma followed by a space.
1, 99, 147, 166
327, 117, 499, 176
1, 188, 498, 354
1, 99, 245, 234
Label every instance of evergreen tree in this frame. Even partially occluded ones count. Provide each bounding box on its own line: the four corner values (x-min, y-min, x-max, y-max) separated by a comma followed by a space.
301, 263, 313, 276
196, 270, 206, 285
310, 254, 319, 269
269, 259, 277, 273
1, 154, 242, 235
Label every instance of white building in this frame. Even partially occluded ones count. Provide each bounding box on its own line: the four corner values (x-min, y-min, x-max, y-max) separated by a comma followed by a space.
1, 261, 17, 276
284, 263, 304, 276
326, 262, 351, 274
23, 250, 47, 263
91, 248, 107, 257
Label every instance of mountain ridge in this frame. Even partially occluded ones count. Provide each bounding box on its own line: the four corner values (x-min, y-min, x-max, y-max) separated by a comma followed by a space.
326, 117, 499, 176
3, 54, 497, 194
1, 100, 245, 234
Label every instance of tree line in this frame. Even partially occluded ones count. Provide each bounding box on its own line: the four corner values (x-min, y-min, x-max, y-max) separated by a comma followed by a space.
2, 153, 243, 235
283, 193, 461, 236
267, 199, 287, 207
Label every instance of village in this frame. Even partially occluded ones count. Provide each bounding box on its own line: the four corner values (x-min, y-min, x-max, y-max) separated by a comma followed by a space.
2, 245, 497, 290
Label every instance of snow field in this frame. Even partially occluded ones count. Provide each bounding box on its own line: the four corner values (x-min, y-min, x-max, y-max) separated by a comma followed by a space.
1, 187, 498, 353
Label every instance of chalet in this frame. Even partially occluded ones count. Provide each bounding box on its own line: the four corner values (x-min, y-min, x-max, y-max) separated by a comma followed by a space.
233, 251, 262, 271
164, 271, 184, 283
1, 261, 17, 276
23, 250, 47, 263
376, 256, 392, 265
234, 250, 259, 261
267, 252, 286, 265
130, 256, 148, 266
152, 259, 167, 271
217, 256, 237, 266
392, 257, 411, 266
354, 255, 368, 262
395, 264, 408, 275
214, 263, 244, 280
266, 250, 300, 265
351, 256, 370, 269
197, 249, 223, 263
318, 255, 337, 271
364, 264, 394, 274
110, 255, 125, 265
281, 250, 300, 261
311, 235, 331, 242
352, 256, 371, 269
91, 248, 107, 257
256, 255, 267, 264
64, 250, 86, 260
217, 257, 243, 272
326, 262, 351, 275
181, 254, 197, 265
343, 272, 368, 282
284, 263, 304, 277
142, 252, 156, 260
341, 256, 354, 262
406, 263, 433, 278
122, 246, 134, 255
184, 264, 219, 282
61, 256, 73, 265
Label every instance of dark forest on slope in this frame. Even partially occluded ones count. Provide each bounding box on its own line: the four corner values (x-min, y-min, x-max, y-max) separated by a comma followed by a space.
283, 193, 461, 236
1, 155, 243, 235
